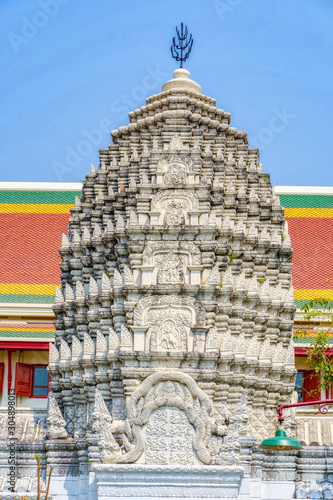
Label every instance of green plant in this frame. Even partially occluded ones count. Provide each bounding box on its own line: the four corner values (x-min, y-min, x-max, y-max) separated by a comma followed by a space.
228, 252, 236, 261
294, 298, 333, 394
258, 278, 264, 284
262, 176, 269, 182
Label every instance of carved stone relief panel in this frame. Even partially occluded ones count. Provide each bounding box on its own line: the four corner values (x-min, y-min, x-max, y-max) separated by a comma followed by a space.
142, 242, 201, 266
144, 406, 196, 465
150, 190, 199, 226
165, 200, 186, 225
165, 163, 187, 184
155, 251, 186, 284
97, 371, 229, 465
147, 307, 192, 351
141, 242, 202, 286
156, 155, 194, 186
134, 295, 204, 326
133, 295, 205, 352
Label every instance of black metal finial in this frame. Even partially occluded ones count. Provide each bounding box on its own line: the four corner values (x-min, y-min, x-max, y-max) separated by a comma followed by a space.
171, 23, 193, 68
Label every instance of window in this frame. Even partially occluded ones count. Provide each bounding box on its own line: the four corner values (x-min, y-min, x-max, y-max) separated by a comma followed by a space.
295, 372, 304, 401
15, 363, 49, 398
32, 365, 49, 397
295, 370, 320, 402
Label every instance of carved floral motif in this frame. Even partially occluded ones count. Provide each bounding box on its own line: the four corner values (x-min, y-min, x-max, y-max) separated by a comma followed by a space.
134, 295, 205, 328
144, 407, 195, 464
151, 190, 199, 224
142, 241, 201, 266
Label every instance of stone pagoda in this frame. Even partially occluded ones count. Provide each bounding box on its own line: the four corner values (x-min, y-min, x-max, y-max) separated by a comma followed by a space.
47, 68, 297, 499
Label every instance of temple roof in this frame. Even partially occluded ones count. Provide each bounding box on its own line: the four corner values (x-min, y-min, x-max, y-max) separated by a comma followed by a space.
0, 183, 331, 311
0, 321, 55, 340
276, 187, 333, 308
0, 183, 81, 306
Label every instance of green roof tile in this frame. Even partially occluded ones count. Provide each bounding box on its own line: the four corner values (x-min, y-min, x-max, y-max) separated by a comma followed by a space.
278, 194, 333, 209
0, 190, 81, 205
0, 331, 54, 338
0, 294, 55, 304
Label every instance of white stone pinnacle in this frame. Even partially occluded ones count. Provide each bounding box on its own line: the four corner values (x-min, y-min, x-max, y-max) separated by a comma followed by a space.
161, 68, 201, 93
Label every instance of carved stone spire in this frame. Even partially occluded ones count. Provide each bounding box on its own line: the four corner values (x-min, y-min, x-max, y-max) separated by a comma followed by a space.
50, 61, 296, 475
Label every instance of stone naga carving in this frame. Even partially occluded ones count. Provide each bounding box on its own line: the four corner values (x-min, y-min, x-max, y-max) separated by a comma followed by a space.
71, 335, 82, 358
96, 330, 108, 358
93, 388, 134, 462
60, 339, 71, 362
208, 264, 219, 285
46, 392, 69, 439
97, 371, 228, 465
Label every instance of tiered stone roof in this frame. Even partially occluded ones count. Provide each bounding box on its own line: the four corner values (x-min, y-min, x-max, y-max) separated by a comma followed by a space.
46, 70, 298, 466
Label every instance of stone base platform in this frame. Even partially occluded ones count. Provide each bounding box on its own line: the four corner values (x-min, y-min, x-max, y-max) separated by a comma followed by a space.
92, 464, 244, 499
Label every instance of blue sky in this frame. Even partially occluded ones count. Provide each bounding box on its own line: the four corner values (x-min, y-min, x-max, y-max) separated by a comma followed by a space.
0, 0, 332, 186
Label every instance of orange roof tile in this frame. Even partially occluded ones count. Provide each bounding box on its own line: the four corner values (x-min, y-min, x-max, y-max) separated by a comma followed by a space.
0, 188, 80, 304
0, 187, 332, 309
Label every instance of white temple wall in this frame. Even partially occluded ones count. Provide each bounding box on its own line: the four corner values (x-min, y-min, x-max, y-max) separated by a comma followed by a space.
48, 469, 296, 500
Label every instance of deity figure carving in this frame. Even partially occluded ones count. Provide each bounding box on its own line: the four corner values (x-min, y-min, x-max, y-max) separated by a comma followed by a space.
164, 200, 186, 225
155, 251, 185, 284
151, 189, 199, 226
157, 319, 180, 350
164, 162, 186, 184
148, 308, 191, 351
